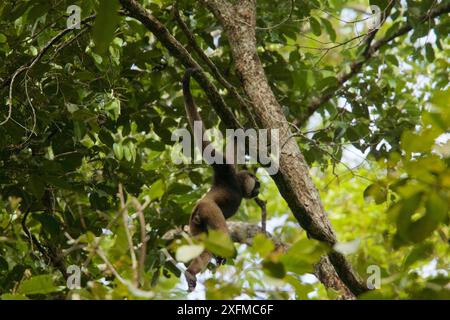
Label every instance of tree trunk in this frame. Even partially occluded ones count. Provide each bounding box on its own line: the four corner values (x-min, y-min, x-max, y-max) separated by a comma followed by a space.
119, 0, 368, 298
202, 0, 367, 298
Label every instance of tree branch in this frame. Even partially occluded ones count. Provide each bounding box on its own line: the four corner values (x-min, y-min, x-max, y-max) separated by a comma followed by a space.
201, 0, 367, 298
120, 0, 367, 298
173, 1, 255, 125
255, 197, 267, 233
303, 2, 450, 121
131, 198, 151, 286
162, 221, 288, 252
164, 221, 356, 299
119, 0, 242, 130
362, 0, 396, 57
0, 16, 95, 126
315, 255, 355, 300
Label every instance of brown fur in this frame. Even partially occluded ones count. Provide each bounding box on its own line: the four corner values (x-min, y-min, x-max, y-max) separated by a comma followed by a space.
182, 69, 260, 291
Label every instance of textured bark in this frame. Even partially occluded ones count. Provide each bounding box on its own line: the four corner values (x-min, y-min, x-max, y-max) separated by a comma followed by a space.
163, 221, 288, 252
315, 256, 355, 300
201, 0, 367, 298
119, 0, 241, 130
119, 0, 367, 298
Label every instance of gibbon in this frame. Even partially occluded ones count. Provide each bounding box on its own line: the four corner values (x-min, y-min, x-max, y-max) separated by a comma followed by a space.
182, 69, 260, 291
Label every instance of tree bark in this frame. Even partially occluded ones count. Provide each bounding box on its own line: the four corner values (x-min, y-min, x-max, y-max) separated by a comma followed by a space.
163, 221, 288, 252
119, 0, 367, 298
201, 0, 367, 298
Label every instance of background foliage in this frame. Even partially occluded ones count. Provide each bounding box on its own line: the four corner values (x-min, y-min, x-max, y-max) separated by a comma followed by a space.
0, 0, 448, 299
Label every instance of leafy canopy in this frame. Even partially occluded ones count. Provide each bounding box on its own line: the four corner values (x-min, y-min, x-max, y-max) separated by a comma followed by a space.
0, 0, 448, 299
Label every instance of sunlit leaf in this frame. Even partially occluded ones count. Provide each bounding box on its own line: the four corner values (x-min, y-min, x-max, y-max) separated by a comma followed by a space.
204, 230, 236, 258
309, 17, 321, 36
176, 244, 204, 263
17, 275, 62, 295
252, 234, 275, 258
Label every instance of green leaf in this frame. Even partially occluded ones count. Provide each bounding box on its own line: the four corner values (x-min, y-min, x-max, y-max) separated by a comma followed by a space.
110, 225, 130, 256
113, 143, 124, 160
425, 43, 435, 62
309, 17, 321, 36
92, 0, 121, 55
385, 54, 399, 66
123, 144, 132, 162
401, 129, 439, 156
58, 152, 83, 171
204, 230, 236, 258
71, 108, 96, 121
262, 260, 286, 278
0, 256, 8, 271
252, 234, 275, 258
284, 275, 314, 299
320, 18, 336, 42
105, 99, 121, 120
28, 175, 45, 199
148, 179, 165, 200
168, 183, 192, 195
1, 294, 29, 300
364, 183, 387, 204
98, 129, 114, 146
17, 275, 61, 295
395, 192, 423, 242
370, 0, 389, 10
404, 242, 434, 269
34, 213, 60, 239
176, 244, 204, 263
73, 121, 87, 141
189, 171, 204, 185
317, 76, 338, 90
281, 238, 328, 275
129, 143, 137, 163
430, 88, 450, 110
407, 193, 448, 243
144, 140, 166, 152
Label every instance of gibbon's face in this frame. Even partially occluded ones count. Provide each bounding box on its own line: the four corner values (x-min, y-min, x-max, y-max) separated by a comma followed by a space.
239, 171, 260, 199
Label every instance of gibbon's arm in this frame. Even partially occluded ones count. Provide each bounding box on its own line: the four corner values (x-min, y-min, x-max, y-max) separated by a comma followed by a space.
182, 69, 235, 171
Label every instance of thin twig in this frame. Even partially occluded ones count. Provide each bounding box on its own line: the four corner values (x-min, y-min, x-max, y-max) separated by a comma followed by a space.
303, 1, 450, 122
81, 201, 132, 270
96, 247, 154, 298
118, 184, 139, 286
255, 198, 267, 233
0, 15, 95, 126
173, 1, 256, 127
132, 198, 151, 286
119, 0, 242, 130
21, 208, 66, 277
50, 25, 91, 60
256, 0, 294, 31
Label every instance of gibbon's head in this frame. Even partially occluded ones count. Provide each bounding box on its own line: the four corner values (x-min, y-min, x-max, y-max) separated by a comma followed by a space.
237, 171, 260, 199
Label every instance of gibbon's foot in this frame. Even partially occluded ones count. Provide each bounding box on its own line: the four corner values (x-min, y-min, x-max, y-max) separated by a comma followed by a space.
185, 270, 197, 292
215, 256, 226, 266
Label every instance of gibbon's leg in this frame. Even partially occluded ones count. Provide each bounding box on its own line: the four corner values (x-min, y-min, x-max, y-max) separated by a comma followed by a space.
185, 202, 229, 291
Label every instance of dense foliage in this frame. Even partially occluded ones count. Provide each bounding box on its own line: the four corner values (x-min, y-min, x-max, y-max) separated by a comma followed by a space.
0, 0, 448, 299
